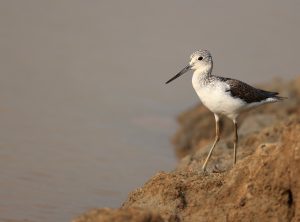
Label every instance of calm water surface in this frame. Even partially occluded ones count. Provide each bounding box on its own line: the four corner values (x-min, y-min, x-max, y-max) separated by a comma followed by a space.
0, 1, 299, 221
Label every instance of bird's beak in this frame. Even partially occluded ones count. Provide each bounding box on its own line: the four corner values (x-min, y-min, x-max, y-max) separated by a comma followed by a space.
165, 64, 191, 84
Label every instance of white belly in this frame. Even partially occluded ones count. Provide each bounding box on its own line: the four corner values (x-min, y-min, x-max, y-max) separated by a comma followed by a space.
192, 79, 245, 120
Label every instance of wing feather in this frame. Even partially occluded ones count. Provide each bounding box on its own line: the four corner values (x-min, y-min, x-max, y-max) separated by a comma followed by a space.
221, 77, 280, 103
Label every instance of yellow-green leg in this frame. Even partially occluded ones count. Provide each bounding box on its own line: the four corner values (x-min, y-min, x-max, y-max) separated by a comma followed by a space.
233, 120, 238, 164
202, 114, 220, 172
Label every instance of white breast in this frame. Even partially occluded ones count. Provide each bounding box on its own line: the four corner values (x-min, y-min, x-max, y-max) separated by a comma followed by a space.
192, 73, 246, 120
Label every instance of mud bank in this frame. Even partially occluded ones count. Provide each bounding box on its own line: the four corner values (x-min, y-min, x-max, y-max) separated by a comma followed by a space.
73, 77, 300, 222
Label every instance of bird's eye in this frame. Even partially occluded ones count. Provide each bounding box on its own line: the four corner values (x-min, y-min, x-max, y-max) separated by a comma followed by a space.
198, 56, 203, 61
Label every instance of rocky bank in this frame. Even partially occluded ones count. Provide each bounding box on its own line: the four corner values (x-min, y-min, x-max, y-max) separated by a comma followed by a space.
73, 77, 300, 222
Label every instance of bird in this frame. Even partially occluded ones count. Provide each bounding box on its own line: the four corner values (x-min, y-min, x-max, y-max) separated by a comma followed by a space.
165, 49, 285, 172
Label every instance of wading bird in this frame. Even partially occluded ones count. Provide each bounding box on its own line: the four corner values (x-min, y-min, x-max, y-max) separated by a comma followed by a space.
166, 50, 284, 172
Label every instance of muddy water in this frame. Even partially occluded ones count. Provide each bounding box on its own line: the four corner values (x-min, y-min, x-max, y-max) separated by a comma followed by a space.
0, 1, 299, 221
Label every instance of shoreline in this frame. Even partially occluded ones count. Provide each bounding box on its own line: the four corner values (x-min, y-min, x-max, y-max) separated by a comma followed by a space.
73, 77, 300, 222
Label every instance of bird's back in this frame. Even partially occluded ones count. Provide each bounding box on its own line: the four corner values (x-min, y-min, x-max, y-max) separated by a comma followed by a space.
192, 74, 284, 119
215, 76, 284, 104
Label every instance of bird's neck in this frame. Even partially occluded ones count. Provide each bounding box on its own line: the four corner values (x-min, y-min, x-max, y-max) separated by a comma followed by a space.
192, 64, 213, 90
194, 64, 213, 79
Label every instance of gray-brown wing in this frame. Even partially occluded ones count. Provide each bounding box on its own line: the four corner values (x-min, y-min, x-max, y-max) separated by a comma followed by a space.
222, 78, 279, 104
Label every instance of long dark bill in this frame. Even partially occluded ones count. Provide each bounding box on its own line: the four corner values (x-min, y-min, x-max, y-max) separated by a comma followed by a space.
165, 65, 191, 84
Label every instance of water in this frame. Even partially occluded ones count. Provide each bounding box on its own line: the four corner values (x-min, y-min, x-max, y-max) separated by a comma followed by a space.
0, 1, 299, 221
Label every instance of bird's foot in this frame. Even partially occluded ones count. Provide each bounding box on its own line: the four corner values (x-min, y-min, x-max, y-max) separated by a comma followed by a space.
212, 164, 226, 173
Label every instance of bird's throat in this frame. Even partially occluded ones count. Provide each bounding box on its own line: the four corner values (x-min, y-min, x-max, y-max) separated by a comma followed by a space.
194, 64, 212, 76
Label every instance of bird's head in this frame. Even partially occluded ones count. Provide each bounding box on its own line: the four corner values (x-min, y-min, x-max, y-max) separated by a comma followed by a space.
165, 49, 213, 84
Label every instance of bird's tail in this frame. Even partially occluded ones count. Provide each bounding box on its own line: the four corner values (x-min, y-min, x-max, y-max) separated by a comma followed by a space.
274, 95, 288, 100
259, 89, 287, 101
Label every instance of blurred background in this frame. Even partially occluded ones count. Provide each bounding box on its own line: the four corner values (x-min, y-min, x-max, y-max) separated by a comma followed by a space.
0, 1, 299, 221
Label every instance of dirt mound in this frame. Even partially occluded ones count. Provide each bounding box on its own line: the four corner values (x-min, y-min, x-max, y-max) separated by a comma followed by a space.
72, 77, 300, 222
123, 117, 300, 221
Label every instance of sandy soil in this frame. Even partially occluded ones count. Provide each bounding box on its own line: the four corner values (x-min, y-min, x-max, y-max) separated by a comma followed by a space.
73, 77, 300, 222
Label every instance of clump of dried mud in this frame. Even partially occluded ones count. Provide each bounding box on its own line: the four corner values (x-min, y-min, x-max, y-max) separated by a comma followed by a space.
73, 77, 300, 222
